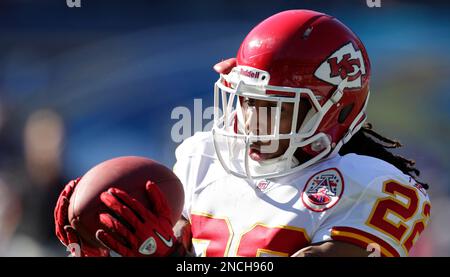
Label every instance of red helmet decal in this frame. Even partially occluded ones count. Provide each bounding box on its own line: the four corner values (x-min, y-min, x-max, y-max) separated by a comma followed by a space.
314, 42, 367, 89
328, 53, 362, 81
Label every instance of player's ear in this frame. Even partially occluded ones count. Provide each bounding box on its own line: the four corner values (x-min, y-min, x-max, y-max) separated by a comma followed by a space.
213, 58, 236, 74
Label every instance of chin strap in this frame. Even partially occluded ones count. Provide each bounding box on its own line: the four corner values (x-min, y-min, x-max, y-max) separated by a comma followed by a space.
247, 153, 300, 177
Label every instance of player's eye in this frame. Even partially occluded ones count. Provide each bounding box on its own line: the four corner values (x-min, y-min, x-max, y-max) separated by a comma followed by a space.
244, 97, 256, 107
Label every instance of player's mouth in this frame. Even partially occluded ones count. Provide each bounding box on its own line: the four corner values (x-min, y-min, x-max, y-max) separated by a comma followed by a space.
248, 143, 273, 161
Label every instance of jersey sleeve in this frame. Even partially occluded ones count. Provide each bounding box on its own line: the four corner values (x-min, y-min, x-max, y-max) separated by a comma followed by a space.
311, 175, 431, 257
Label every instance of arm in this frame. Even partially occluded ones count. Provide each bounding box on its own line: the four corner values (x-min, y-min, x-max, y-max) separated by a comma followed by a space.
297, 177, 431, 257
292, 241, 372, 257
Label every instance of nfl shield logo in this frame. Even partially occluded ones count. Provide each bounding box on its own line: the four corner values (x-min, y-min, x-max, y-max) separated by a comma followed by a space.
301, 168, 344, 212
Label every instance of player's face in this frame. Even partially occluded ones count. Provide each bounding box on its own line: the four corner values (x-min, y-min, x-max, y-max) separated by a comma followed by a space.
239, 96, 310, 161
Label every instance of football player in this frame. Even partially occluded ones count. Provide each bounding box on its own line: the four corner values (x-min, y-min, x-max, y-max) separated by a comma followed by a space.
55, 9, 431, 257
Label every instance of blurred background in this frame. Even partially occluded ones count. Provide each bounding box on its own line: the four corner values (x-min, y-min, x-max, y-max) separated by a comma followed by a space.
0, 0, 449, 256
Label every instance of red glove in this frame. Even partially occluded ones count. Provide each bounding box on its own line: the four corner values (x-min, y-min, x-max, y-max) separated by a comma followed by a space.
54, 178, 109, 257
96, 181, 183, 257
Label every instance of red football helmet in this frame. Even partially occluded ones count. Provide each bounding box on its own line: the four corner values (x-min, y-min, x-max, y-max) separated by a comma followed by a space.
212, 10, 371, 179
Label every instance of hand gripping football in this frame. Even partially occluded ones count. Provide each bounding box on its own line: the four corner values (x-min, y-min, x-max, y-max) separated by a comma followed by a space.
68, 156, 184, 249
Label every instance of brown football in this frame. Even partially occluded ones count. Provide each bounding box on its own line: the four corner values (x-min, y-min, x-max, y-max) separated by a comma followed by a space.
68, 156, 184, 249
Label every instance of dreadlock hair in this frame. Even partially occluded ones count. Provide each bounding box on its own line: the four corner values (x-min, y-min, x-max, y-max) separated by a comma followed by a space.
339, 122, 428, 189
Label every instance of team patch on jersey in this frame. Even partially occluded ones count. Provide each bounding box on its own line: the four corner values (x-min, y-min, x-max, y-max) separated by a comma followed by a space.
301, 168, 344, 212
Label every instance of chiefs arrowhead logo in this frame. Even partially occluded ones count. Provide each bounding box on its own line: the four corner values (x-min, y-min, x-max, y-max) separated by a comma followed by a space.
314, 42, 366, 89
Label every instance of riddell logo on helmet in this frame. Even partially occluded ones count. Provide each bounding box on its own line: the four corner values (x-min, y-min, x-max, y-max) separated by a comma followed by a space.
240, 68, 260, 79
314, 42, 366, 89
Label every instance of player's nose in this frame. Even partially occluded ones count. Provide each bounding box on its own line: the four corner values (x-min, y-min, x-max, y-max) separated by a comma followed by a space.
244, 106, 271, 136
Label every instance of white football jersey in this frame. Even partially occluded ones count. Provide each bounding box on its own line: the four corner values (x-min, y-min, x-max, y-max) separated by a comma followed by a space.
173, 132, 431, 257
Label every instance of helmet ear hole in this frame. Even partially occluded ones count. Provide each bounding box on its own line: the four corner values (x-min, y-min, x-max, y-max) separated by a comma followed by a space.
338, 103, 354, 124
